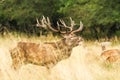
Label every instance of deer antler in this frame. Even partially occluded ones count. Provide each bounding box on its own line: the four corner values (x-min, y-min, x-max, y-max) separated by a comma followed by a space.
58, 17, 83, 34
59, 17, 74, 32
70, 21, 83, 34
36, 16, 83, 34
36, 16, 47, 29
45, 17, 59, 32
36, 16, 59, 32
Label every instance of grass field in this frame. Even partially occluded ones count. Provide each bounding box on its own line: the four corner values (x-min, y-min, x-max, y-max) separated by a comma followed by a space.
0, 34, 120, 80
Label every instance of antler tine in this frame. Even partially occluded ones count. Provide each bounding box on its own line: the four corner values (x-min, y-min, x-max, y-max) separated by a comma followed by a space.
41, 16, 48, 28
44, 17, 59, 32
57, 21, 61, 30
36, 16, 47, 28
59, 19, 73, 32
42, 16, 47, 24
56, 21, 66, 34
57, 21, 60, 27
36, 18, 41, 27
46, 17, 51, 25
71, 21, 83, 34
70, 17, 76, 31
59, 19, 68, 28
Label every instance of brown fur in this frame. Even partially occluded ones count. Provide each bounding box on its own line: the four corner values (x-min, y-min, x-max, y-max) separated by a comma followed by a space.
106, 55, 120, 63
101, 49, 120, 63
10, 36, 82, 69
10, 42, 58, 69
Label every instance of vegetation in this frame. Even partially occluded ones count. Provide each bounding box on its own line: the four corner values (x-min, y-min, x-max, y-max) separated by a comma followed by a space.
0, 0, 120, 39
0, 1, 120, 80
0, 35, 120, 80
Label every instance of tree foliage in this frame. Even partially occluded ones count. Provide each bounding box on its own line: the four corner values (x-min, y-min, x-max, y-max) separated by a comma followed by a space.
59, 0, 120, 39
0, 0, 120, 39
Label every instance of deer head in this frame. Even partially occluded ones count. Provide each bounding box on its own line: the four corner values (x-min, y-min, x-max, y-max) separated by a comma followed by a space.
36, 16, 83, 47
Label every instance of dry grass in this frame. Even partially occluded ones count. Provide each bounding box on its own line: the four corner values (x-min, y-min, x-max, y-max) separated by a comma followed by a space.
0, 34, 120, 80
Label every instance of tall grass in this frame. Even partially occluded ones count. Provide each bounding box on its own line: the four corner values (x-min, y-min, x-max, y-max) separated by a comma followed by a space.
0, 33, 120, 80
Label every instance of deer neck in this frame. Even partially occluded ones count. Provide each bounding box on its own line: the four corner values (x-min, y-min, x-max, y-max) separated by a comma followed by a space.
42, 39, 71, 64
55, 39, 72, 57
44, 39, 73, 64
55, 39, 70, 49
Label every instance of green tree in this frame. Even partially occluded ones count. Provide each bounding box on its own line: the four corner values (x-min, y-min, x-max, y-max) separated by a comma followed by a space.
0, 0, 120, 39
59, 0, 120, 39
0, 0, 63, 35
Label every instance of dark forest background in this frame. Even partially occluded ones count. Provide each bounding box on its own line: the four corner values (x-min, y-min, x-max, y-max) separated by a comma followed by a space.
0, 0, 120, 40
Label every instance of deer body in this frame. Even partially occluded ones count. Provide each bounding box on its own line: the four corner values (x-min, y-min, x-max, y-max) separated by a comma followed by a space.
10, 16, 83, 69
11, 39, 81, 69
101, 42, 120, 63
10, 42, 57, 69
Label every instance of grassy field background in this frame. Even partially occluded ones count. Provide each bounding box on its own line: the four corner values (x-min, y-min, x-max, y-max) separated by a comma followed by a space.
0, 34, 120, 80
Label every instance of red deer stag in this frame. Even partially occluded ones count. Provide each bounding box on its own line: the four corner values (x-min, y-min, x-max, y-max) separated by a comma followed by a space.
101, 42, 120, 63
10, 16, 83, 70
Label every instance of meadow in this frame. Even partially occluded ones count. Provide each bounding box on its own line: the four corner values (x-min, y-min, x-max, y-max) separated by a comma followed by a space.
0, 34, 120, 80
